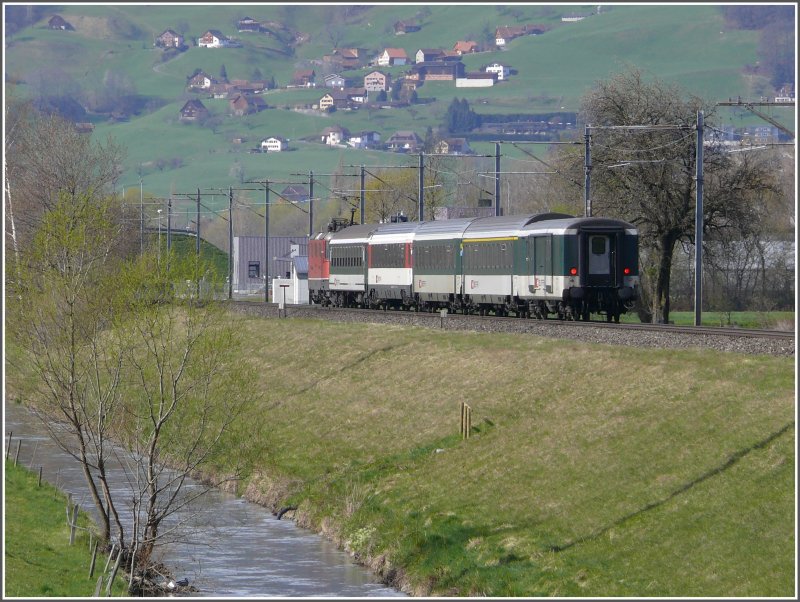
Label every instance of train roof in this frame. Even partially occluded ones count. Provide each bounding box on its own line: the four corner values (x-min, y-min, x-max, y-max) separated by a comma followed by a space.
521, 216, 637, 234
413, 218, 476, 241
328, 223, 378, 244
369, 220, 423, 244
463, 213, 573, 239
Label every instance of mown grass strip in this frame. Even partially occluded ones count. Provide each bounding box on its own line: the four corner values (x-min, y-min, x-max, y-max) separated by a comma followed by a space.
4, 461, 128, 597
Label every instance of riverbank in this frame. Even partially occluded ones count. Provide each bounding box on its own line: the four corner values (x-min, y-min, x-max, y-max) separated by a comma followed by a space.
6, 313, 795, 596
211, 315, 795, 596
4, 460, 128, 597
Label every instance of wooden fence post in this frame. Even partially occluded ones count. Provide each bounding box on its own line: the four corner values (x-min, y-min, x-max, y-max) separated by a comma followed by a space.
103, 544, 117, 575
5, 432, 11, 460
69, 503, 79, 545
106, 548, 123, 596
14, 440, 22, 465
38, 466, 43, 487
93, 576, 103, 597
460, 403, 472, 439
29, 441, 38, 469
88, 541, 99, 578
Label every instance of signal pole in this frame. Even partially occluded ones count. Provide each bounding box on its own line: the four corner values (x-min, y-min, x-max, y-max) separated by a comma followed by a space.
694, 111, 704, 327
418, 153, 424, 221
584, 124, 592, 217
308, 170, 314, 237
494, 142, 501, 217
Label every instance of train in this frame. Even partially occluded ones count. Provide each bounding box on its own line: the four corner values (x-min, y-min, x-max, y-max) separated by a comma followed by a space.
308, 213, 639, 322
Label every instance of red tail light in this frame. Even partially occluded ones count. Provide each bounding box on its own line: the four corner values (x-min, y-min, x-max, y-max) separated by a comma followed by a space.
623, 267, 631, 275
570, 267, 578, 276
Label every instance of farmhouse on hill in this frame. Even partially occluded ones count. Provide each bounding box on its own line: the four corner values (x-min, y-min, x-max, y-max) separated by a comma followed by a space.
377, 48, 408, 67
47, 15, 74, 30
260, 137, 287, 152
453, 40, 479, 55
292, 69, 316, 87
179, 99, 209, 122
229, 94, 266, 116
364, 71, 390, 92
394, 20, 420, 34
155, 29, 183, 48
198, 29, 230, 48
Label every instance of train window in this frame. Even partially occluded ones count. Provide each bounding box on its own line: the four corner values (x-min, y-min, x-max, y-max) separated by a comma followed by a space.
592, 237, 607, 255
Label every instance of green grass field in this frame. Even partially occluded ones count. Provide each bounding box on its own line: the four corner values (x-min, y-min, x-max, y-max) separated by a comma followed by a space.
621, 310, 795, 329
211, 314, 795, 596
4, 460, 128, 597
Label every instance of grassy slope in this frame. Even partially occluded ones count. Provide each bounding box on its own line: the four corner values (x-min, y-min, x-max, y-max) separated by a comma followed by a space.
222, 315, 794, 597
4, 461, 128, 597
5, 310, 794, 596
6, 4, 780, 206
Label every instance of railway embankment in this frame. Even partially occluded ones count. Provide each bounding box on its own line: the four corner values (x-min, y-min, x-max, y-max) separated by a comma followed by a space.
214, 309, 795, 596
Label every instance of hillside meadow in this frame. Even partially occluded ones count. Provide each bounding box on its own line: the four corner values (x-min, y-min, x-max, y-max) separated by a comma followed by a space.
6, 3, 786, 207
7, 309, 793, 596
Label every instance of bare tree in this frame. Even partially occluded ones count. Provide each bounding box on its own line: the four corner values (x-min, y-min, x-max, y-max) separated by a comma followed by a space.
8, 194, 253, 590
580, 67, 780, 323
113, 250, 250, 573
5, 109, 125, 250
9, 195, 128, 546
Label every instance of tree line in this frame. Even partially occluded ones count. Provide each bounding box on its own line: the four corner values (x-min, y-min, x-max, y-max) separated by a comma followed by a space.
5, 92, 255, 594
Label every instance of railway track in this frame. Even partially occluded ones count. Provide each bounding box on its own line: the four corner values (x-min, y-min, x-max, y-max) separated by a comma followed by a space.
227, 301, 795, 356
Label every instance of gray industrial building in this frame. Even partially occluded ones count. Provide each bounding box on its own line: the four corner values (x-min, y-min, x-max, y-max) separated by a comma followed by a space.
232, 236, 308, 296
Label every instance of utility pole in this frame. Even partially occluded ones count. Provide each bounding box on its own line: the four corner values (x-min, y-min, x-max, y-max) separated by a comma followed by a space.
264, 182, 270, 303
694, 110, 704, 327
494, 143, 501, 217
584, 124, 592, 217
360, 164, 366, 224
418, 153, 424, 222
139, 177, 144, 254
308, 170, 314, 237
196, 188, 201, 256
167, 196, 172, 252
228, 186, 233, 300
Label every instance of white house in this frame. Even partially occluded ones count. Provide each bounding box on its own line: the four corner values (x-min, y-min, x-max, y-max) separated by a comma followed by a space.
198, 30, 230, 48
347, 130, 381, 149
485, 63, 510, 81
377, 48, 408, 67
321, 125, 350, 146
260, 137, 287, 152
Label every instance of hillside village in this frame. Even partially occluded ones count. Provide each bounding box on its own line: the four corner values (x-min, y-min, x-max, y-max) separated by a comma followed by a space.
32, 8, 796, 157
10, 4, 793, 203
153, 14, 573, 155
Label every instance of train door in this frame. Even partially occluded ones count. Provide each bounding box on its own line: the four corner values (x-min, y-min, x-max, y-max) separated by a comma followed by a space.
529, 235, 552, 293
586, 234, 615, 287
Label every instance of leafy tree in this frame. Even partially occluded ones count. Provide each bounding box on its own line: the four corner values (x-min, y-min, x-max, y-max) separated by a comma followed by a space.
391, 84, 402, 101
219, 63, 228, 82
375, 89, 387, 102
8, 195, 252, 585
580, 67, 779, 323
4, 103, 126, 255
444, 97, 481, 133
8, 194, 129, 546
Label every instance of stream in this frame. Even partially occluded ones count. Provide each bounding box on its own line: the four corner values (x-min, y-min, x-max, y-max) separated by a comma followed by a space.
4, 401, 404, 597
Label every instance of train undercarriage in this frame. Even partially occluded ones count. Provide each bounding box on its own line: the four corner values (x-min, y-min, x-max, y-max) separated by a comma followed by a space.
310, 288, 636, 323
